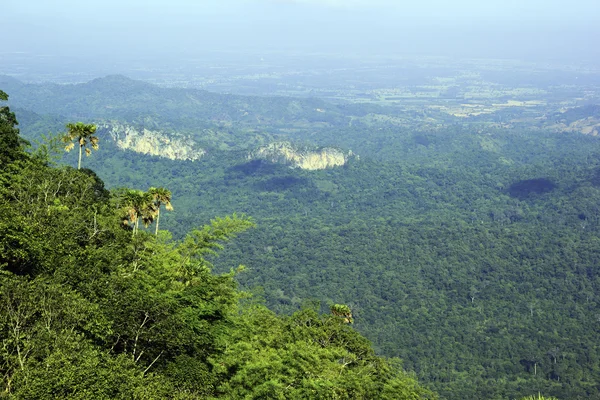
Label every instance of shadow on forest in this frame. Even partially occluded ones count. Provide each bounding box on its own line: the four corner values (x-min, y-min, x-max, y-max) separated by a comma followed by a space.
228, 160, 280, 176
508, 178, 556, 199
255, 176, 309, 192
414, 135, 431, 147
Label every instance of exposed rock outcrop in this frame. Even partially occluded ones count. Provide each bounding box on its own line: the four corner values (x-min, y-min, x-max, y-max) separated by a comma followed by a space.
97, 122, 205, 161
543, 105, 600, 136
556, 117, 600, 136
248, 141, 355, 170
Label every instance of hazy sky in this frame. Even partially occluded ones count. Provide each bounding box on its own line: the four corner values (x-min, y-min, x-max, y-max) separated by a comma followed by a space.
3, 0, 599, 62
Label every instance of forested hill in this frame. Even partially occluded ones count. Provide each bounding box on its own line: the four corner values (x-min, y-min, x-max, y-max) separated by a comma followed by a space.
0, 74, 355, 129
0, 92, 436, 398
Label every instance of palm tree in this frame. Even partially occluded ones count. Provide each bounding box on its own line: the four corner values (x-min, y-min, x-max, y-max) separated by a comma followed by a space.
148, 187, 173, 235
141, 200, 158, 230
122, 190, 142, 236
63, 122, 99, 169
121, 190, 151, 236
121, 190, 160, 235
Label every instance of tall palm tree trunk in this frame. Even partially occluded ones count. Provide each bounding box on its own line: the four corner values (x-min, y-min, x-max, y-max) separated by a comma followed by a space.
78, 144, 83, 170
155, 208, 161, 235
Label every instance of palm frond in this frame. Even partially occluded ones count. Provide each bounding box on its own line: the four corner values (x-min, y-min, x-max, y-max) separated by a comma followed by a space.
62, 133, 75, 143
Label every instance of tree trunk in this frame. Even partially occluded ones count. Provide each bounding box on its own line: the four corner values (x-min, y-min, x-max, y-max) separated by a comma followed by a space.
78, 144, 83, 170
155, 207, 161, 235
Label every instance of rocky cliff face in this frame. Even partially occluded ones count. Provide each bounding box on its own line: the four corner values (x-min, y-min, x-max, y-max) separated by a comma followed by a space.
97, 123, 205, 161
249, 141, 355, 170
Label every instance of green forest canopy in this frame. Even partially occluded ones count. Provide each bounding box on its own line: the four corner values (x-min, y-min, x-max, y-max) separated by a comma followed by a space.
0, 92, 436, 398
5, 78, 600, 399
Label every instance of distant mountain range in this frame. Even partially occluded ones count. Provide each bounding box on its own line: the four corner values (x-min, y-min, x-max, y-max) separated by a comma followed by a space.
0, 74, 351, 129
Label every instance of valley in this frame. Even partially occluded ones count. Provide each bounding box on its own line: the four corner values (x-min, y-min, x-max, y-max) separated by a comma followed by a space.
2, 57, 600, 399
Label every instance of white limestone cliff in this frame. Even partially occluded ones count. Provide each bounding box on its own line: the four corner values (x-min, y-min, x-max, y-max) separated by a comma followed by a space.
249, 141, 355, 170
97, 123, 205, 161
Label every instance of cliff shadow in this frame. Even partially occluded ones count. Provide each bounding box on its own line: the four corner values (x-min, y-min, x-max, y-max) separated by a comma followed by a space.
414, 134, 431, 147
508, 178, 556, 199
228, 160, 281, 177
255, 176, 310, 192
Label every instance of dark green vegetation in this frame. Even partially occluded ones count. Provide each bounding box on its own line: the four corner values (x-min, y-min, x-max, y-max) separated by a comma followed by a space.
0, 95, 433, 398
5, 75, 600, 399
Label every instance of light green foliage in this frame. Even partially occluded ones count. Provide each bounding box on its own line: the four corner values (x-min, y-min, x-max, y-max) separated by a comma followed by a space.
214, 306, 433, 399
177, 214, 255, 278
31, 132, 70, 166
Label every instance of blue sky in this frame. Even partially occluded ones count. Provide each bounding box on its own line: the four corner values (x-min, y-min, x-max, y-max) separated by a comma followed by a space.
7, 0, 597, 20
4, 0, 599, 62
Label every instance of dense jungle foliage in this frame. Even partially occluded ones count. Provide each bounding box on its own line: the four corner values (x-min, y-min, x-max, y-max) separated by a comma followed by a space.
79, 125, 600, 400
4, 76, 600, 399
0, 92, 434, 398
